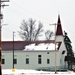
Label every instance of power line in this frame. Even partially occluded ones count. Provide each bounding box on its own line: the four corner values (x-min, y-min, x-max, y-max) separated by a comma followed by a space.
7, 0, 50, 24
2, 27, 19, 35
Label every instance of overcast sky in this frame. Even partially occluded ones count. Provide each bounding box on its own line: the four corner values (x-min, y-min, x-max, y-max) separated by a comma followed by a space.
1, 0, 75, 50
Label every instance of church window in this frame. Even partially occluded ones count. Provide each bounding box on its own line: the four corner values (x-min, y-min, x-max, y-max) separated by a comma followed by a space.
38, 55, 42, 64
14, 59, 17, 64
38, 55, 41, 57
26, 58, 29, 64
47, 59, 50, 64
47, 52, 49, 54
2, 59, 5, 64
62, 51, 65, 54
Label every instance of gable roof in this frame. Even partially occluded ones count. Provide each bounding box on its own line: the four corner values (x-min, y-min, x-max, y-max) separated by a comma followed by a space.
56, 15, 63, 36
2, 40, 54, 50
2, 40, 61, 51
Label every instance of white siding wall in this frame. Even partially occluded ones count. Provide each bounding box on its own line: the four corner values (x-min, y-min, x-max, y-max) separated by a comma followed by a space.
2, 50, 60, 70
56, 35, 68, 70
56, 36, 63, 42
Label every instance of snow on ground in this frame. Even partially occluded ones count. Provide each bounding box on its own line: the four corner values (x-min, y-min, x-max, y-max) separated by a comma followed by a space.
2, 69, 75, 75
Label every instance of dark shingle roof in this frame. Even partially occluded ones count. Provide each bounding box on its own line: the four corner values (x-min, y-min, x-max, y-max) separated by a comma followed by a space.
2, 40, 54, 51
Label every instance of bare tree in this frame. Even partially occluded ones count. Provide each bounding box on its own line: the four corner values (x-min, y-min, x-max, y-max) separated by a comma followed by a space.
45, 30, 53, 40
18, 18, 43, 41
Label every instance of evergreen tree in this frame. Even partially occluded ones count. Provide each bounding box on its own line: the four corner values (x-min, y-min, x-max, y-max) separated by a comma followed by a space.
64, 31, 74, 70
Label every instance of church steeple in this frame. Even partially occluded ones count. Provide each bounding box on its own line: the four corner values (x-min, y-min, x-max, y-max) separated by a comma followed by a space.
56, 15, 63, 35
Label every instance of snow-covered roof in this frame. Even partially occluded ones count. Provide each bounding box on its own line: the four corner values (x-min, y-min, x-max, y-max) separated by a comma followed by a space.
24, 43, 58, 51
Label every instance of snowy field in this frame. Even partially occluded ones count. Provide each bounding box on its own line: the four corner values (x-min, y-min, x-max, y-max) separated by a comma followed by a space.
2, 69, 75, 75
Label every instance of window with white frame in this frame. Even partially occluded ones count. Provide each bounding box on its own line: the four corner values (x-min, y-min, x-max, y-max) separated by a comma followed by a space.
14, 59, 17, 64
26, 58, 29, 64
47, 59, 50, 64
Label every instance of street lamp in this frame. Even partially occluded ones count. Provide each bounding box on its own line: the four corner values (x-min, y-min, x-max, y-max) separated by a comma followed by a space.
12, 31, 15, 72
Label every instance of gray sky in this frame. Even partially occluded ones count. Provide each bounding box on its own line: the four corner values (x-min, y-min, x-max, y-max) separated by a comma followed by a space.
2, 0, 75, 50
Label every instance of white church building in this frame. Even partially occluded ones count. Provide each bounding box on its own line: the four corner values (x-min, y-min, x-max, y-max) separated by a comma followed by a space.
2, 15, 69, 71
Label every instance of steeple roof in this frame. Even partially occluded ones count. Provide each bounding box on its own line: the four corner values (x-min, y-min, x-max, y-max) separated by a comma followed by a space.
56, 15, 63, 35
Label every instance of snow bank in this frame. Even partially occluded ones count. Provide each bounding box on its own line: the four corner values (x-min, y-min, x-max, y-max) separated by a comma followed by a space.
2, 69, 75, 75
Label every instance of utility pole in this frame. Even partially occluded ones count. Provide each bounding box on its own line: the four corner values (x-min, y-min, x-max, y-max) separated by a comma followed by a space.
0, 0, 9, 75
13, 32, 15, 69
50, 23, 57, 74
0, 1, 2, 74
